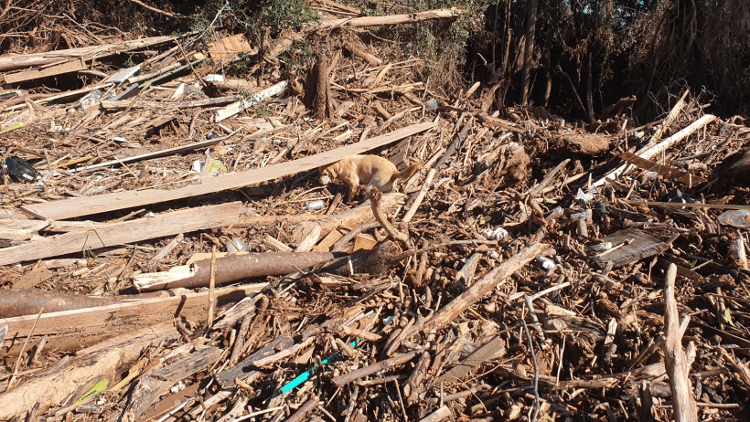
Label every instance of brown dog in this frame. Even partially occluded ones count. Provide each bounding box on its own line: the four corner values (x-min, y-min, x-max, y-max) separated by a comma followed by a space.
319, 154, 418, 201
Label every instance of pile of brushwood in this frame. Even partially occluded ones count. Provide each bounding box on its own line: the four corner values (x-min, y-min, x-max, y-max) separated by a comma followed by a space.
1, 1, 750, 421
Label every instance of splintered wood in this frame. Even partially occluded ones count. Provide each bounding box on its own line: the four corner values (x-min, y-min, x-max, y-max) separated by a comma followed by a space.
207, 33, 256, 60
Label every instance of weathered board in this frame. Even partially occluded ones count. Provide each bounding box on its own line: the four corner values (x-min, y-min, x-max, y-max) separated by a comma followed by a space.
22, 122, 435, 220
1, 202, 242, 266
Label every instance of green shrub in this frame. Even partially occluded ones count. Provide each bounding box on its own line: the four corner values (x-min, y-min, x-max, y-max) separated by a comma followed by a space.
260, 0, 317, 29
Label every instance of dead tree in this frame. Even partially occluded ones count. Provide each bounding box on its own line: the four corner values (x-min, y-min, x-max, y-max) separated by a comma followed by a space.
519, 0, 539, 105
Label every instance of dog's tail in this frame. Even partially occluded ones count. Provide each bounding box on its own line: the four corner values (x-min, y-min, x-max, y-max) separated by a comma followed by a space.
392, 163, 419, 182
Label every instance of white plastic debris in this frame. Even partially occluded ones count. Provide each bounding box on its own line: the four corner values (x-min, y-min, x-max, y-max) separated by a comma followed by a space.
192, 154, 227, 176
424, 98, 438, 111
483, 227, 508, 240
106, 66, 141, 84
205, 74, 225, 83
227, 236, 247, 253
575, 188, 596, 203
588, 242, 613, 252
303, 199, 325, 211
171, 82, 186, 100
170, 380, 186, 393
537, 256, 556, 270
570, 211, 589, 221
643, 171, 659, 180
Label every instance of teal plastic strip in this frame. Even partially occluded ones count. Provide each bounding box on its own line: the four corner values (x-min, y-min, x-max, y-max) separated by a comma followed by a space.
277, 339, 359, 395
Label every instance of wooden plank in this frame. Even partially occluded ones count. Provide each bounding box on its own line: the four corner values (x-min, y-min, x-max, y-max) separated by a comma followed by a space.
1, 202, 242, 266
0, 219, 49, 240
71, 132, 243, 173
104, 65, 140, 83
21, 122, 436, 220
619, 151, 707, 185
215, 80, 288, 122
100, 95, 236, 110
0, 35, 176, 71
4, 59, 86, 84
313, 229, 343, 252
0, 284, 265, 355
591, 228, 669, 269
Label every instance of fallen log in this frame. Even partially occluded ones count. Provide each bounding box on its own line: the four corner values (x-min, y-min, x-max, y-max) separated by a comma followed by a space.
134, 193, 403, 289
134, 251, 336, 291
0, 289, 122, 318
319, 239, 410, 276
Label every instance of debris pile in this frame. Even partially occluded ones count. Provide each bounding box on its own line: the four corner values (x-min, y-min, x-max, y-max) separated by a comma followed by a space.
1, 5, 750, 422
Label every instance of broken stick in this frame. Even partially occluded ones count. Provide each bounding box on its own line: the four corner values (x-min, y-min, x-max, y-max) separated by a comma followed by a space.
370, 188, 409, 247
332, 350, 418, 387
659, 263, 698, 422
591, 114, 716, 190
424, 242, 549, 333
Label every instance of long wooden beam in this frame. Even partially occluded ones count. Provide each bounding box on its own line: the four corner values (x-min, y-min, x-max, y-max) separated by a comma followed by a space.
319, 8, 460, 29
0, 35, 176, 72
0, 283, 265, 355
21, 122, 436, 220
0, 202, 242, 266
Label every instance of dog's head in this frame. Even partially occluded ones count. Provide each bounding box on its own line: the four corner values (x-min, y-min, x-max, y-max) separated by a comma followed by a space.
319, 163, 338, 185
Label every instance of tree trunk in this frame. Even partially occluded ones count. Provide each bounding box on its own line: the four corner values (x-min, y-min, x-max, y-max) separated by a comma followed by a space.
311, 50, 332, 119
541, 0, 560, 107
586, 52, 594, 121
495, 0, 513, 110
519, 0, 539, 105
